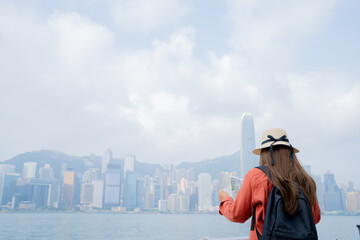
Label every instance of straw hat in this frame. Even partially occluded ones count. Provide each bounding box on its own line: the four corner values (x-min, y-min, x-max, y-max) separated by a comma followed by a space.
253, 128, 299, 155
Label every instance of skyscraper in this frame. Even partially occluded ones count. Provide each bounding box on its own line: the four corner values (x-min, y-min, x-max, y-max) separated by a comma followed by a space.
80, 183, 94, 205
27, 179, 52, 207
124, 171, 137, 210
0, 173, 21, 206
0, 164, 16, 202
23, 162, 37, 179
82, 168, 100, 183
62, 169, 75, 209
198, 173, 212, 211
39, 164, 54, 180
323, 171, 344, 211
91, 179, 104, 208
102, 149, 113, 176
124, 155, 135, 175
0, 164, 16, 177
240, 112, 257, 179
103, 164, 122, 207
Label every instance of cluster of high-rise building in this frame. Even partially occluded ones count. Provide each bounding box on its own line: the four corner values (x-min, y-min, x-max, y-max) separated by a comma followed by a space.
0, 113, 358, 213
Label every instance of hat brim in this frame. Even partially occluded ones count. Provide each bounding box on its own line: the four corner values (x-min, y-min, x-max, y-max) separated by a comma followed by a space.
253, 141, 299, 155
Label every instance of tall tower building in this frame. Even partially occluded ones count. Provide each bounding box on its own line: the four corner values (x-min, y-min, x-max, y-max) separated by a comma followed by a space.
240, 112, 257, 179
62, 169, 75, 209
39, 164, 54, 180
80, 183, 94, 204
124, 171, 137, 210
0, 164, 16, 203
323, 171, 344, 211
124, 155, 135, 175
23, 162, 37, 179
0, 164, 16, 177
102, 149, 113, 176
103, 164, 122, 207
91, 179, 104, 208
82, 168, 100, 183
0, 173, 21, 206
198, 173, 212, 211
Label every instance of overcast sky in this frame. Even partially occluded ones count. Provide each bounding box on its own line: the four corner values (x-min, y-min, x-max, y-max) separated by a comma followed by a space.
0, 0, 359, 187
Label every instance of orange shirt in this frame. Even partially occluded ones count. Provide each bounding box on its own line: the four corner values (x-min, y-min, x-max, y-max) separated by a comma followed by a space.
219, 168, 321, 240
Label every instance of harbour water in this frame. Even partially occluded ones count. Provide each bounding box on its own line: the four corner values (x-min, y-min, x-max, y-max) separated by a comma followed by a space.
0, 213, 359, 240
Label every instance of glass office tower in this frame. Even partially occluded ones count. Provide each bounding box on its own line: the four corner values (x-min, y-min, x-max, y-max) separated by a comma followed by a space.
240, 112, 257, 179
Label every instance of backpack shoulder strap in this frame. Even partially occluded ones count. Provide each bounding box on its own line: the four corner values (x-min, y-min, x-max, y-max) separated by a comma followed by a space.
250, 166, 272, 240
255, 165, 271, 180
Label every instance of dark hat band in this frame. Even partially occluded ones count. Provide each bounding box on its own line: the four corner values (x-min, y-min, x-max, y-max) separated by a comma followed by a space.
263, 135, 294, 165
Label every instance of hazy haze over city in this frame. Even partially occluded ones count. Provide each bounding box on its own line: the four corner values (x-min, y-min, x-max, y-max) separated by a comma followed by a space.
0, 0, 359, 187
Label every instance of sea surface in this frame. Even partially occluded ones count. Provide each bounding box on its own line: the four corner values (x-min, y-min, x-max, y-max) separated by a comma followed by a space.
0, 213, 359, 240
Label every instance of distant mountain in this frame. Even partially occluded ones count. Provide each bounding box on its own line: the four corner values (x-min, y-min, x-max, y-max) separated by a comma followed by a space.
1, 150, 165, 178
177, 151, 240, 180
3, 150, 101, 179
1, 150, 239, 180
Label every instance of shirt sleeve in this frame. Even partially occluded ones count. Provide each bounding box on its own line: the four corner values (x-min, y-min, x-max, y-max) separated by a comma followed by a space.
219, 171, 254, 223
312, 198, 321, 224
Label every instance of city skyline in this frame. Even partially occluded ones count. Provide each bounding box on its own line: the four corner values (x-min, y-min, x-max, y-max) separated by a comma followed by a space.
0, 148, 357, 214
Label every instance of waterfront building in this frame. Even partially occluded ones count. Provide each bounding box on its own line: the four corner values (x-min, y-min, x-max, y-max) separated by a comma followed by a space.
176, 194, 189, 212
175, 169, 187, 184
124, 171, 137, 210
323, 171, 344, 212
0, 173, 21, 206
198, 173, 212, 211
124, 155, 135, 175
184, 182, 196, 196
158, 199, 168, 212
189, 192, 198, 211
150, 177, 162, 208
23, 162, 37, 179
346, 191, 360, 212
144, 191, 154, 209
240, 112, 257, 179
167, 193, 189, 212
0, 164, 16, 177
101, 149, 113, 176
324, 171, 337, 192
28, 179, 52, 207
60, 163, 67, 180
80, 183, 94, 204
0, 164, 16, 202
186, 168, 195, 182
103, 164, 122, 207
312, 174, 324, 210
49, 180, 61, 208
91, 179, 104, 208
136, 178, 145, 209
62, 169, 75, 209
212, 179, 220, 207
82, 168, 100, 183
39, 164, 54, 180
179, 178, 188, 194
168, 194, 176, 211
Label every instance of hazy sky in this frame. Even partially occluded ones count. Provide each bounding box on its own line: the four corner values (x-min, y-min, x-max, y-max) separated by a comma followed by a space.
0, 0, 359, 186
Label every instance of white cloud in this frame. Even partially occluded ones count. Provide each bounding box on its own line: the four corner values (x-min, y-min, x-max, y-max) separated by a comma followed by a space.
48, 11, 115, 77
110, 0, 190, 32
227, 0, 338, 55
0, 0, 359, 186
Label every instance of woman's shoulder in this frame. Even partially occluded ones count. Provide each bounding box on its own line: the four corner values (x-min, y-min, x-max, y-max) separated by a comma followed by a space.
245, 167, 271, 187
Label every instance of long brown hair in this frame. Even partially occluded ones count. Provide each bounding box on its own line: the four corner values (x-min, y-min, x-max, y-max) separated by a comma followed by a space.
260, 146, 317, 215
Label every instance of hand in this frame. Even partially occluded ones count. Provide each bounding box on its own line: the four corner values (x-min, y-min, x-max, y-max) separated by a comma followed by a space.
218, 190, 230, 202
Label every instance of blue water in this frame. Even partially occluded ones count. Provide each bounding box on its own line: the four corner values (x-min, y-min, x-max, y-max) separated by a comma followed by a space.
0, 213, 358, 240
